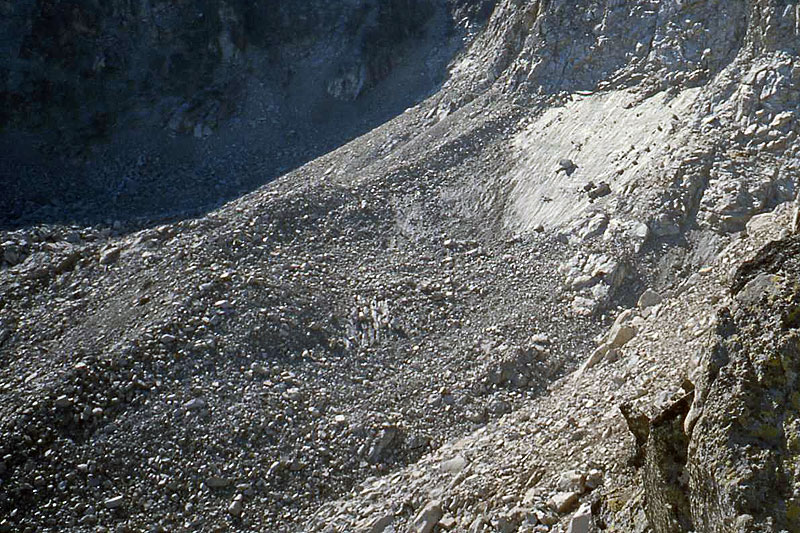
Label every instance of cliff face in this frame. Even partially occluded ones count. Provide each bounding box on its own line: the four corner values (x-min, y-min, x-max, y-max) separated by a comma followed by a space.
1, 0, 485, 141
684, 239, 800, 532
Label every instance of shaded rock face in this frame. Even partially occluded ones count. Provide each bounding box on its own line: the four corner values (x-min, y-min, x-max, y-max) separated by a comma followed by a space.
643, 393, 694, 533
1, 0, 473, 142
679, 237, 800, 532
0, 0, 495, 228
633, 237, 800, 533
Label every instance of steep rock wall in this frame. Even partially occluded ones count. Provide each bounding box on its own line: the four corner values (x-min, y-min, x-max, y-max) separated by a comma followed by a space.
640, 236, 800, 533
1, 0, 455, 142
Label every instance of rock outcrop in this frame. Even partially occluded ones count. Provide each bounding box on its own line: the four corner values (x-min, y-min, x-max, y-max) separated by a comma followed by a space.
631, 234, 800, 533
1, 0, 481, 142
685, 237, 800, 532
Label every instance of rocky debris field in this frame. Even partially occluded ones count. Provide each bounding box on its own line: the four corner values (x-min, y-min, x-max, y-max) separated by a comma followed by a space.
0, 100, 610, 531
299, 201, 797, 533
3, 0, 800, 532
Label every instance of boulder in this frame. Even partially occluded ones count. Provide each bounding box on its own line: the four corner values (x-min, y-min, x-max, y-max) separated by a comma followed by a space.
413, 502, 443, 533
567, 503, 593, 533
637, 289, 663, 309
549, 492, 579, 514
606, 310, 637, 348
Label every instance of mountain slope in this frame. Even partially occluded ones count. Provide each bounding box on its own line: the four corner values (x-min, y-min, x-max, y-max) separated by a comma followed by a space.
1, 1, 800, 532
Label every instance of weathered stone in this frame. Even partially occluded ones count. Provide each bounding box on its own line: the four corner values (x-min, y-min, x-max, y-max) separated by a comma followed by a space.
557, 159, 578, 176
566, 503, 592, 533
228, 494, 243, 517
413, 501, 443, 533
575, 344, 608, 378
438, 515, 457, 530
734, 273, 781, 308
584, 469, 603, 490
104, 496, 124, 509
577, 212, 609, 240
637, 289, 663, 309
609, 324, 636, 348
205, 476, 230, 488
184, 398, 206, 411
99, 247, 121, 265
651, 214, 681, 237
557, 470, 585, 493
363, 514, 393, 533
745, 211, 776, 235
440, 455, 467, 474
587, 181, 611, 200
367, 427, 400, 463
549, 492, 579, 514
54, 395, 72, 408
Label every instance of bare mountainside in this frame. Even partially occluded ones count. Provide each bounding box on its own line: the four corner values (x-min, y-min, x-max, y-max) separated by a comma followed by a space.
2, 1, 800, 532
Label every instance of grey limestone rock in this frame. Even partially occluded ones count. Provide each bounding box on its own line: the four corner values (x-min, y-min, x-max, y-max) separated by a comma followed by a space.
413, 501, 443, 533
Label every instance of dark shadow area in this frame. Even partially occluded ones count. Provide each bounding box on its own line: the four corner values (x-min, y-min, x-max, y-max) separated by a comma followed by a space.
0, 0, 497, 232
0, 74, 438, 232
